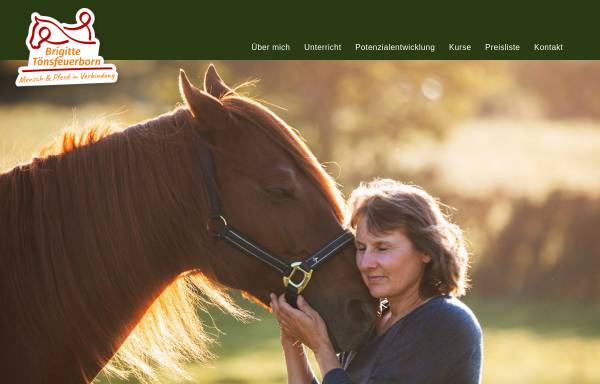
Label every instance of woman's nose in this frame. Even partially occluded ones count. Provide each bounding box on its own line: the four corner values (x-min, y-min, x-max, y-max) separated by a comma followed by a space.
357, 249, 377, 270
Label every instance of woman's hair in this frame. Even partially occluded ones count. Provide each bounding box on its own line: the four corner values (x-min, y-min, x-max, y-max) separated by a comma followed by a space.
347, 179, 470, 298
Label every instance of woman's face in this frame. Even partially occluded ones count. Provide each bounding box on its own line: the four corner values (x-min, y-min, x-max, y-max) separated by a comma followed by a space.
355, 215, 431, 300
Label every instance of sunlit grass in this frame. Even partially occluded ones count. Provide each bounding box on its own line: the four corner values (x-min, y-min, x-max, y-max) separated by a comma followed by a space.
470, 299, 600, 384
483, 329, 600, 384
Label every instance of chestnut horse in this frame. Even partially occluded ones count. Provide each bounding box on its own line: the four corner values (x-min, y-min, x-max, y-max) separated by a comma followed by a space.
0, 65, 376, 383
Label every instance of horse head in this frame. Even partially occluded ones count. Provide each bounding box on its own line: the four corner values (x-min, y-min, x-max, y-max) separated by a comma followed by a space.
28, 15, 52, 49
180, 65, 377, 351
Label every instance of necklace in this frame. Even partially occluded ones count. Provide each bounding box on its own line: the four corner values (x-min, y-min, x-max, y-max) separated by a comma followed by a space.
378, 296, 432, 335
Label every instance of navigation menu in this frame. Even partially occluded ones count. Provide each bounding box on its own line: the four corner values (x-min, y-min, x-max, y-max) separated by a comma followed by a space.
247, 40, 572, 58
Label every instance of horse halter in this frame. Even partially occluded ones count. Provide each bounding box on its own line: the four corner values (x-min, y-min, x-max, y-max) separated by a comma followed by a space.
198, 133, 354, 307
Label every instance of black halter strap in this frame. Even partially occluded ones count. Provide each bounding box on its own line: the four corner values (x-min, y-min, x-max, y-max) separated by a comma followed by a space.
198, 133, 353, 307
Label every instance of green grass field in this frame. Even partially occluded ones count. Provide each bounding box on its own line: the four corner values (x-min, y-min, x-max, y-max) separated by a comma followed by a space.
93, 295, 600, 384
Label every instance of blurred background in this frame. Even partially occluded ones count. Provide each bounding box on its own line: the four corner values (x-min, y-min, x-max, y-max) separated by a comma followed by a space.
2, 61, 599, 383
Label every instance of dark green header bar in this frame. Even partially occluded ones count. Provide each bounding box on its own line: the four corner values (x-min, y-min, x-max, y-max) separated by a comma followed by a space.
2, 1, 599, 59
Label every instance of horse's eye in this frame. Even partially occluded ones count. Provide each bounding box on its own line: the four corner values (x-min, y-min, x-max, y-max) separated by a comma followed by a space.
264, 186, 295, 200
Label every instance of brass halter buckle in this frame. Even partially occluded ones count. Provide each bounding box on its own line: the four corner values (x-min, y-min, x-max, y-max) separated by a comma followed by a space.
283, 262, 313, 294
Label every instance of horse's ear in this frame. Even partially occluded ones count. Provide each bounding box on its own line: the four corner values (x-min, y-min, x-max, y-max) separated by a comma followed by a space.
204, 64, 234, 99
179, 69, 226, 126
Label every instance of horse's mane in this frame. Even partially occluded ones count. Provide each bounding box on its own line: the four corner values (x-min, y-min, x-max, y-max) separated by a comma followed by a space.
0, 92, 345, 383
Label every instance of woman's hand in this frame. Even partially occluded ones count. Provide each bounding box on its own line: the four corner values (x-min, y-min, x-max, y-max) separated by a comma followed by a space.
269, 294, 322, 384
269, 293, 333, 354
270, 294, 298, 347
270, 293, 342, 379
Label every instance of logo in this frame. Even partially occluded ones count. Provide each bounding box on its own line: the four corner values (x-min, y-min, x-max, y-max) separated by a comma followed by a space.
16, 8, 118, 87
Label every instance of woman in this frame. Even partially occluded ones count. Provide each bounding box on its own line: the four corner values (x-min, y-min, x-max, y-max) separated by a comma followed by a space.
270, 179, 482, 383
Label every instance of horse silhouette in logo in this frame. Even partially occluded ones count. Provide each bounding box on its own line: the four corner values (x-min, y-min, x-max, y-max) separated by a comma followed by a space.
28, 8, 97, 50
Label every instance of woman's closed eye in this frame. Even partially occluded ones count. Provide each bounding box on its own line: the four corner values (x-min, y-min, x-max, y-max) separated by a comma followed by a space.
355, 245, 388, 252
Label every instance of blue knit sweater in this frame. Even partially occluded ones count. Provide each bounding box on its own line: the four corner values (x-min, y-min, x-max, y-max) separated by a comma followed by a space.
317, 295, 482, 384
